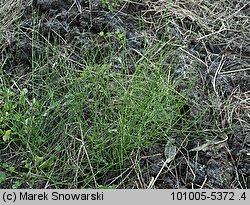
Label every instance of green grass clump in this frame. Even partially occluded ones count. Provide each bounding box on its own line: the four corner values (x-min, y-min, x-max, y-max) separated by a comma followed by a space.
0, 10, 186, 188
79, 61, 184, 166
1, 43, 185, 188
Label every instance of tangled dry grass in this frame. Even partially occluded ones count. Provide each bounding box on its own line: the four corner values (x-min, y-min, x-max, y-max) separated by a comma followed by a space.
152, 0, 250, 125
0, 0, 30, 51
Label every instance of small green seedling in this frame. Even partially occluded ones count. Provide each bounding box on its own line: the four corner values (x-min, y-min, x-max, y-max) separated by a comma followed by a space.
0, 172, 6, 183
12, 180, 22, 189
100, 0, 122, 11
2, 129, 11, 141
99, 31, 105, 37
9, 167, 15, 173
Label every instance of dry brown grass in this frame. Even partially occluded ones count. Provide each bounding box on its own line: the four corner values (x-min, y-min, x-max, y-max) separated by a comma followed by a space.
149, 0, 250, 120
0, 0, 31, 51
